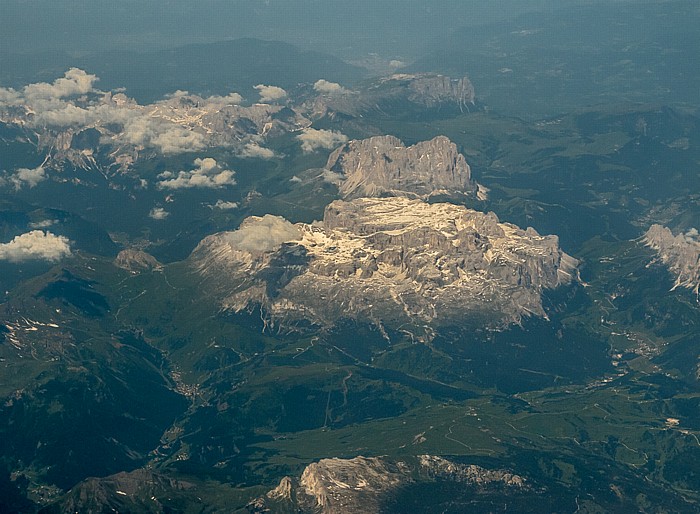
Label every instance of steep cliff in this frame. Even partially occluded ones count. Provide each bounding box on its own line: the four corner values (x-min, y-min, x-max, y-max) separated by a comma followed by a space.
326, 135, 476, 200
306, 73, 476, 119
644, 224, 700, 294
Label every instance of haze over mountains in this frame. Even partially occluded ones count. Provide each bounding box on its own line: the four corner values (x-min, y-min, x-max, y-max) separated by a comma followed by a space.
1, 1, 700, 512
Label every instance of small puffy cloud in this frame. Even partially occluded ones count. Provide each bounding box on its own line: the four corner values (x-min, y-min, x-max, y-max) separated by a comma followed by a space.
240, 143, 275, 159
321, 169, 344, 185
28, 219, 58, 229
31, 103, 94, 127
226, 214, 301, 252
683, 228, 700, 243
152, 127, 207, 155
166, 90, 190, 98
313, 79, 346, 95
23, 68, 98, 102
289, 175, 302, 183
297, 128, 348, 153
206, 92, 244, 109
149, 207, 169, 220
8, 166, 46, 189
0, 231, 71, 263
157, 157, 236, 189
254, 84, 287, 103
213, 200, 239, 210
389, 60, 406, 69
122, 116, 207, 155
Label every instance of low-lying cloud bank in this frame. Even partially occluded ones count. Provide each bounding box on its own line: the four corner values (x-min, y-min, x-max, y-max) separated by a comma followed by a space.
0, 69, 245, 155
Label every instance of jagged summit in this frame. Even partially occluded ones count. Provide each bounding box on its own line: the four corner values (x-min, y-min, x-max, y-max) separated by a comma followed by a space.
249, 455, 527, 514
378, 73, 476, 110
644, 224, 700, 294
305, 72, 476, 120
114, 249, 162, 273
191, 197, 577, 339
326, 134, 477, 200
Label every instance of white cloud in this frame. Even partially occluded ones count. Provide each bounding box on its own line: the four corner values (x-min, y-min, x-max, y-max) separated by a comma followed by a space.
23, 68, 98, 102
28, 219, 58, 229
0, 231, 71, 263
254, 84, 287, 103
205, 92, 244, 109
321, 169, 344, 185
8, 166, 46, 189
389, 60, 406, 69
684, 228, 700, 243
166, 90, 190, 98
289, 175, 302, 183
157, 157, 236, 189
213, 200, 239, 210
225, 214, 301, 252
240, 143, 275, 159
297, 128, 348, 153
0, 87, 22, 107
122, 116, 207, 155
313, 79, 346, 95
149, 207, 169, 220
31, 103, 93, 127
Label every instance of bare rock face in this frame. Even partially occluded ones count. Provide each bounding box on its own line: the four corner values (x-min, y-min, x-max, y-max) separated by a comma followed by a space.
298, 457, 407, 513
251, 455, 527, 514
389, 73, 476, 110
326, 135, 476, 200
418, 455, 526, 488
306, 73, 475, 119
191, 197, 577, 339
46, 469, 194, 514
114, 249, 162, 273
644, 224, 700, 293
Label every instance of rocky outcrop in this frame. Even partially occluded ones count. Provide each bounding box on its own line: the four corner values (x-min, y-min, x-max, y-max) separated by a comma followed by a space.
326, 135, 476, 200
418, 455, 526, 488
388, 73, 476, 110
250, 455, 527, 514
306, 73, 476, 120
191, 197, 577, 339
45, 469, 194, 514
644, 225, 700, 293
114, 249, 162, 273
297, 457, 407, 513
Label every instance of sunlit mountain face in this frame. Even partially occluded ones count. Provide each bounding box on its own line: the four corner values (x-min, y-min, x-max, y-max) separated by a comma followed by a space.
1, 1, 700, 512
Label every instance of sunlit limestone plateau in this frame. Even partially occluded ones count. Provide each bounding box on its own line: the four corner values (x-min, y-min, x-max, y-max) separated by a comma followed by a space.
249, 455, 526, 514
191, 195, 577, 340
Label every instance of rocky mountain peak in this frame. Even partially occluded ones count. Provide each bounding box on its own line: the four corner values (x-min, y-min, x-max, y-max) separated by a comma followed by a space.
383, 73, 476, 109
644, 224, 700, 294
326, 134, 476, 200
114, 249, 162, 273
250, 455, 527, 513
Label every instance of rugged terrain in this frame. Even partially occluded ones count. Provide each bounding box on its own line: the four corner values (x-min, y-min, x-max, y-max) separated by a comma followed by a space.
249, 455, 527, 514
192, 197, 577, 338
1, 6, 700, 511
644, 224, 700, 294
326, 135, 477, 200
